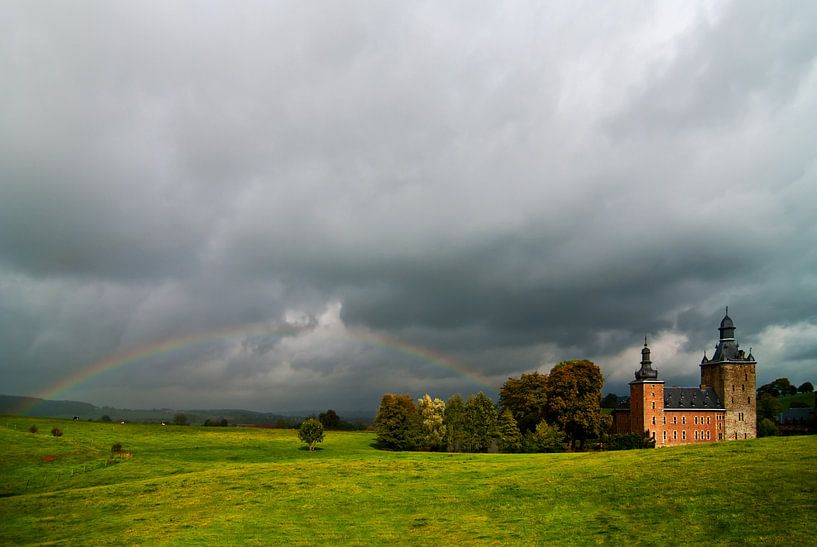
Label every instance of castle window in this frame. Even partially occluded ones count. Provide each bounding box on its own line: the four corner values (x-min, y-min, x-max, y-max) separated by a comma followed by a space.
748, 397, 751, 405
682, 431, 686, 440
673, 416, 677, 425
694, 431, 698, 440
694, 416, 698, 425
706, 431, 710, 440
673, 431, 677, 440
706, 417, 710, 425
682, 416, 686, 425
663, 416, 666, 425
651, 401, 655, 410
742, 384, 745, 392
652, 416, 656, 425
663, 431, 667, 441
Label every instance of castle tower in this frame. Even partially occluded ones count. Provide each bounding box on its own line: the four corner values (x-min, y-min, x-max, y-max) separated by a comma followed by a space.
629, 338, 665, 444
700, 309, 756, 440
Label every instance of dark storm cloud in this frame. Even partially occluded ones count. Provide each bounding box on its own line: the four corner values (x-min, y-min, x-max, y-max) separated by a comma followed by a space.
2, 1, 816, 410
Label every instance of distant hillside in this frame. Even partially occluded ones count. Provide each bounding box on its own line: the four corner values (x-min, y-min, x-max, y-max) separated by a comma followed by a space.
0, 394, 371, 426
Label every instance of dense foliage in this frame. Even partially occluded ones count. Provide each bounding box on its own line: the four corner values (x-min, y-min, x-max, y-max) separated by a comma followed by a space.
375, 360, 612, 453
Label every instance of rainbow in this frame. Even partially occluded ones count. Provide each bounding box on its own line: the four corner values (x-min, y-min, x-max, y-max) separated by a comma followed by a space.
18, 322, 494, 414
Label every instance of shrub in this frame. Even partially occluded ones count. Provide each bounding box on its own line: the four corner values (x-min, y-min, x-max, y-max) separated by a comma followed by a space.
29, 425, 38, 434
50, 427, 63, 437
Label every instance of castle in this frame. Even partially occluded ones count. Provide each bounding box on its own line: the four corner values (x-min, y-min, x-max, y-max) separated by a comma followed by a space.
612, 310, 757, 446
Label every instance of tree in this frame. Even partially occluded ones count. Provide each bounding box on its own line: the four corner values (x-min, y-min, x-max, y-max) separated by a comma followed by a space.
758, 418, 778, 437
546, 360, 604, 449
523, 420, 564, 453
601, 393, 619, 409
443, 394, 467, 452
499, 372, 548, 433
298, 418, 325, 450
417, 394, 446, 451
173, 413, 189, 426
318, 409, 341, 430
757, 393, 782, 422
798, 381, 814, 393
497, 409, 523, 453
374, 394, 421, 450
100, 415, 112, 422
463, 392, 498, 452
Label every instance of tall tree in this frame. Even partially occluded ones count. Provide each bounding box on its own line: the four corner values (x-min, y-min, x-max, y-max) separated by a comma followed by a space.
497, 409, 523, 453
797, 381, 814, 393
417, 394, 446, 451
546, 360, 604, 449
499, 372, 548, 433
463, 392, 499, 453
444, 394, 467, 452
374, 394, 420, 450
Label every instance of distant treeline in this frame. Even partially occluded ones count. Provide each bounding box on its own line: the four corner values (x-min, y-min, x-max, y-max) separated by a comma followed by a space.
374, 360, 651, 453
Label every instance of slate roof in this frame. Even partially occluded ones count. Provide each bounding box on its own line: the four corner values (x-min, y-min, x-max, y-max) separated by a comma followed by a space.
664, 387, 724, 410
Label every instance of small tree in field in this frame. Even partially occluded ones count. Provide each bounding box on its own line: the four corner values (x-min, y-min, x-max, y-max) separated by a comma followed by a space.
298, 418, 325, 451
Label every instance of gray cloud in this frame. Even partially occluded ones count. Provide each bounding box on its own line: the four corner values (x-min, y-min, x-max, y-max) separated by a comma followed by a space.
2, 1, 816, 411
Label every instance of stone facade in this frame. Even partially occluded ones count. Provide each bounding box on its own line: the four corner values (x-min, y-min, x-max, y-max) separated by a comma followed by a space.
612, 311, 756, 446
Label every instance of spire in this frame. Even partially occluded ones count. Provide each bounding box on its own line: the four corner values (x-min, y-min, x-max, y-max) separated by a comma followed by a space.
635, 337, 658, 380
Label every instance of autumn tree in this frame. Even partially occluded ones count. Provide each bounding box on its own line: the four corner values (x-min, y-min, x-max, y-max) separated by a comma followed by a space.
417, 394, 446, 451
463, 392, 498, 452
546, 360, 604, 449
374, 393, 420, 450
499, 372, 548, 433
298, 418, 325, 450
443, 394, 467, 452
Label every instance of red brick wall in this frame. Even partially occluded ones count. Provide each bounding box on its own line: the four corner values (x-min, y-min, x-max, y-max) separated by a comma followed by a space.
662, 410, 724, 445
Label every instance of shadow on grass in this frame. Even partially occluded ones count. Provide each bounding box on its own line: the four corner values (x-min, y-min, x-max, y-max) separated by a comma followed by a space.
297, 446, 325, 452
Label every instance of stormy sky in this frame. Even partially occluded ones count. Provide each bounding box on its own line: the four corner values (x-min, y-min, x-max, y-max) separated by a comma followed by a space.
2, 1, 816, 412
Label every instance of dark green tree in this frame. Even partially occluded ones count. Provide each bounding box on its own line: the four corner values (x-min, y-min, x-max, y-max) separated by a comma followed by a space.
546, 360, 604, 450
298, 418, 325, 450
374, 394, 420, 450
757, 393, 782, 421
443, 394, 467, 452
758, 418, 778, 437
463, 392, 498, 452
319, 409, 341, 430
499, 372, 548, 433
173, 413, 189, 426
497, 409, 523, 453
100, 415, 112, 422
601, 393, 619, 409
797, 381, 814, 393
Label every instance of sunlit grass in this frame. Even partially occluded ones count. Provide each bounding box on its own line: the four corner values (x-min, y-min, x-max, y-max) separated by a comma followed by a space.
1, 417, 815, 544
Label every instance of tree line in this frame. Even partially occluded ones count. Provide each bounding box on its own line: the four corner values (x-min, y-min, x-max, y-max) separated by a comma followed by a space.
373, 359, 629, 453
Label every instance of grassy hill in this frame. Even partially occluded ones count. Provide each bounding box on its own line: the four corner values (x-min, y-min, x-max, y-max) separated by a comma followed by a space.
1, 417, 815, 544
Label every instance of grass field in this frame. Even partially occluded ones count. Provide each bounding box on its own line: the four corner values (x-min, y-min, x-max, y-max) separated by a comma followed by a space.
1, 417, 815, 544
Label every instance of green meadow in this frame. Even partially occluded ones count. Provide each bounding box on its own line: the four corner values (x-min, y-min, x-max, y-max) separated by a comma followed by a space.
1, 417, 815, 545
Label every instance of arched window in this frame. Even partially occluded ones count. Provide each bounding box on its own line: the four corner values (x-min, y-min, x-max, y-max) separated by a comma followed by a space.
682, 431, 686, 440
694, 416, 698, 425
694, 431, 698, 440
682, 416, 686, 425
706, 416, 710, 425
